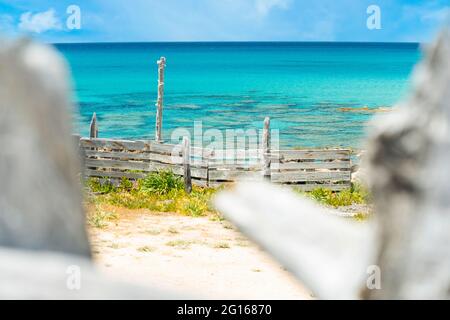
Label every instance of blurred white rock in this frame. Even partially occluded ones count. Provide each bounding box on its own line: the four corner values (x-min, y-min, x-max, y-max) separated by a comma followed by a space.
0, 38, 178, 299
215, 28, 450, 300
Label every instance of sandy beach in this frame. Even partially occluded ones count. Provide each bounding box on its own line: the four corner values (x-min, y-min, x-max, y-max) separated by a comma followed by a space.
88, 205, 312, 300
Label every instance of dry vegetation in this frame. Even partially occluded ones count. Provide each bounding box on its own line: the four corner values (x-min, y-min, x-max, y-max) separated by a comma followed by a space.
85, 170, 371, 228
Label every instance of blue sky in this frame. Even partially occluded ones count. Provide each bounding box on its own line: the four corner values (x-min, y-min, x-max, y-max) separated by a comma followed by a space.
0, 0, 448, 43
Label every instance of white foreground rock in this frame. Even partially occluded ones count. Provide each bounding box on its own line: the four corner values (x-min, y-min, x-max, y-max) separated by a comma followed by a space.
216, 28, 450, 299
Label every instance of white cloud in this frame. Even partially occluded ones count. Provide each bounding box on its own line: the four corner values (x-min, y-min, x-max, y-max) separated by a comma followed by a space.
254, 0, 291, 17
18, 9, 62, 33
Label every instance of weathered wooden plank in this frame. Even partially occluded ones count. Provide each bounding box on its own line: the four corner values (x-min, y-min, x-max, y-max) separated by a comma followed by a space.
85, 158, 149, 171
288, 183, 351, 191
85, 158, 207, 179
149, 142, 180, 154
80, 138, 151, 152
84, 169, 146, 180
80, 138, 214, 158
84, 150, 151, 161
271, 161, 351, 170
208, 163, 263, 170
80, 138, 181, 154
210, 149, 262, 160
81, 139, 349, 161
208, 159, 263, 166
149, 143, 212, 158
271, 149, 351, 161
271, 171, 351, 183
83, 149, 209, 167
209, 169, 264, 181
148, 152, 183, 164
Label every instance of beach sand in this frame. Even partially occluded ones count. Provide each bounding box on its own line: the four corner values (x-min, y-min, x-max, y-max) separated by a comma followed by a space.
88, 205, 312, 299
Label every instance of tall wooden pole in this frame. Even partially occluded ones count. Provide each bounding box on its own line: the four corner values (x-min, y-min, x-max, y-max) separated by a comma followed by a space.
262, 117, 271, 180
155, 57, 166, 143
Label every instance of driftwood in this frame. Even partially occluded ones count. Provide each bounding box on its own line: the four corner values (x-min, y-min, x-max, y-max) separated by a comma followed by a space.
0, 247, 180, 299
215, 181, 375, 299
2, 27, 448, 299
215, 28, 450, 299
0, 39, 177, 299
363, 28, 450, 299
0, 38, 91, 257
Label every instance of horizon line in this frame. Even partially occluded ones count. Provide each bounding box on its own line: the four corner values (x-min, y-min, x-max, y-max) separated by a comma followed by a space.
51, 40, 423, 45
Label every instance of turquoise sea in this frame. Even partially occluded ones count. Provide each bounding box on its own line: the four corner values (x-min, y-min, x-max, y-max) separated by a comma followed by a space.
56, 42, 421, 149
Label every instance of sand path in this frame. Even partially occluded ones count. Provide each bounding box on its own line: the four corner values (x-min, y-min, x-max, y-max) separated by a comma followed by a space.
88, 207, 312, 299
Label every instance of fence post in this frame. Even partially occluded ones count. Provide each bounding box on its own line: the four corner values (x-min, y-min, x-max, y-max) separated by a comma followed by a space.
89, 112, 98, 138
182, 136, 192, 194
262, 117, 271, 180
155, 57, 166, 143
206, 149, 213, 187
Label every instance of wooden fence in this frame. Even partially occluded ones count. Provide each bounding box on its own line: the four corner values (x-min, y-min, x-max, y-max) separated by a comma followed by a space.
76, 136, 351, 191
75, 57, 352, 191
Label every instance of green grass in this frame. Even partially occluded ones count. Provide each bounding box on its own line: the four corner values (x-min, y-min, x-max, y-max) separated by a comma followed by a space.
167, 227, 179, 234
87, 178, 117, 194
213, 242, 231, 249
85, 172, 370, 217
87, 205, 119, 228
145, 228, 162, 236
137, 245, 155, 253
165, 240, 193, 249
353, 212, 371, 221
294, 182, 370, 208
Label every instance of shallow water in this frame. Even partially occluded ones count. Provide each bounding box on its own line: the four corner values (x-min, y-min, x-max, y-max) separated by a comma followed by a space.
56, 42, 421, 149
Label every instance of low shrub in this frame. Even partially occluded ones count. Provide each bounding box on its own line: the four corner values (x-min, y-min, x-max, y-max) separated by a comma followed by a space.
141, 170, 184, 195
87, 171, 217, 216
